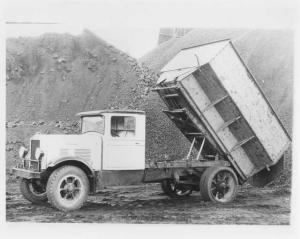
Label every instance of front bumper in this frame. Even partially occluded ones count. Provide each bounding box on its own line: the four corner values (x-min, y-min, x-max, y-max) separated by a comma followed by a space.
14, 145, 43, 179
12, 166, 41, 179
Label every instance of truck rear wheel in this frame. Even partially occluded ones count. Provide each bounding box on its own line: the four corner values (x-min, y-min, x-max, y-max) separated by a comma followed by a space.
161, 179, 193, 198
200, 166, 238, 203
20, 178, 47, 204
46, 166, 89, 211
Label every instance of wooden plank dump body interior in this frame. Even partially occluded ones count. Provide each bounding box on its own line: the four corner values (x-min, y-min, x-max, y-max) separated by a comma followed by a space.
156, 39, 291, 181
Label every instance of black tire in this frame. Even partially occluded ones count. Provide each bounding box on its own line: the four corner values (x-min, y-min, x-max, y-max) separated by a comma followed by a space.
161, 179, 193, 198
200, 166, 238, 203
20, 178, 48, 204
46, 166, 89, 211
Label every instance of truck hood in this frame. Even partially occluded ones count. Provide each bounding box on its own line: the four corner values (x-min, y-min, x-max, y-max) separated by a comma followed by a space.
31, 132, 102, 170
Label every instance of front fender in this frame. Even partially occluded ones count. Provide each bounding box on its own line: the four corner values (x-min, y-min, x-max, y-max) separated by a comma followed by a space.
45, 156, 96, 193
47, 156, 94, 174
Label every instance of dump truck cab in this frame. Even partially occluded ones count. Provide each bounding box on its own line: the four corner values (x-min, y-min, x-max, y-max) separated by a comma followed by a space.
13, 110, 147, 211
78, 110, 146, 171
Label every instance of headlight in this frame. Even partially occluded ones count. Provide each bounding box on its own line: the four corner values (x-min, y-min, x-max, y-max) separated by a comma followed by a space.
35, 148, 44, 160
19, 146, 28, 159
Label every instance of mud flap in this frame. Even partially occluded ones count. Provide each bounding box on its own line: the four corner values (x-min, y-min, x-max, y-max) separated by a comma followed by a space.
249, 156, 284, 187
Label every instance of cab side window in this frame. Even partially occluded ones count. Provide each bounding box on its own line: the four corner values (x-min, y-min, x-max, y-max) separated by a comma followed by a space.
111, 116, 136, 138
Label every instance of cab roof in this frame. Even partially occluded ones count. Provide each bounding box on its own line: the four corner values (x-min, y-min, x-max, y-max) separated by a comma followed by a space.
77, 109, 145, 117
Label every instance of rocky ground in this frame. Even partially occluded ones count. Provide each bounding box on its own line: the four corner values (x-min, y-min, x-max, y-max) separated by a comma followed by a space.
6, 175, 290, 224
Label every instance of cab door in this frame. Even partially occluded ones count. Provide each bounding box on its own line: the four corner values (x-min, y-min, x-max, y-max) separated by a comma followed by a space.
102, 114, 145, 170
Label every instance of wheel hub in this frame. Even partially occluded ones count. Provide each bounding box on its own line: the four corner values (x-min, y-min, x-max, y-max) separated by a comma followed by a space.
65, 183, 74, 192
59, 175, 82, 200
217, 182, 227, 189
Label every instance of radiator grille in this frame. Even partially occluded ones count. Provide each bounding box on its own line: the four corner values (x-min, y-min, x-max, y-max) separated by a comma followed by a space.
30, 140, 40, 160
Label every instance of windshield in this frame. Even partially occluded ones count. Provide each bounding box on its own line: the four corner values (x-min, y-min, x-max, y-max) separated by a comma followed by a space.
81, 116, 105, 134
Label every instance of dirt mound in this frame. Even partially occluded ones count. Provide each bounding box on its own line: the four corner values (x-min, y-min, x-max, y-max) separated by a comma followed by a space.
6, 29, 191, 166
7, 30, 153, 121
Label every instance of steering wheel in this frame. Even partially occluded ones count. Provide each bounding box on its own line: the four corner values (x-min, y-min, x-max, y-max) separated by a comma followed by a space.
111, 129, 120, 137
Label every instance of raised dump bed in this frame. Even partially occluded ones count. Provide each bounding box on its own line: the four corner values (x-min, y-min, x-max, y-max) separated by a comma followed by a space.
155, 39, 291, 183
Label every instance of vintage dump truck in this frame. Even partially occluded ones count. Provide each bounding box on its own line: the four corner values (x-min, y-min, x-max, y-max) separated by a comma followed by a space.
13, 39, 291, 211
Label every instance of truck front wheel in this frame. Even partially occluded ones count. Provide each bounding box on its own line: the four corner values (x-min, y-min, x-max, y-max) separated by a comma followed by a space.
20, 178, 48, 204
200, 166, 238, 203
46, 166, 89, 211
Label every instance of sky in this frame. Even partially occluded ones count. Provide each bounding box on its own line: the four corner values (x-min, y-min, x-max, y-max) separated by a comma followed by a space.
6, 24, 160, 58
4, 0, 298, 58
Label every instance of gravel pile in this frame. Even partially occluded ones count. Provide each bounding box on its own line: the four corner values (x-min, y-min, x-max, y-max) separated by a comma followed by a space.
6, 29, 191, 165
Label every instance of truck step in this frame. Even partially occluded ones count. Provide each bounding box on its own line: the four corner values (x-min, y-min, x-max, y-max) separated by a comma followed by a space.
184, 132, 204, 136
152, 86, 179, 91
164, 93, 179, 98
163, 109, 186, 114
230, 135, 256, 152
168, 116, 198, 129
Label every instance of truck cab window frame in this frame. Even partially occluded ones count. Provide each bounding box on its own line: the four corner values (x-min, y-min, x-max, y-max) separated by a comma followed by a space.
111, 116, 136, 138
81, 115, 105, 134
